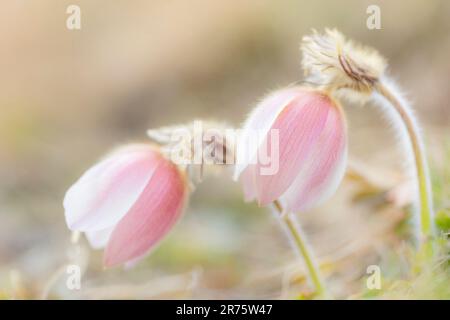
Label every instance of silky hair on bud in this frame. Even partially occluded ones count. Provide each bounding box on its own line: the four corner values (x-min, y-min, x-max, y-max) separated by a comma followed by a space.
301, 29, 387, 98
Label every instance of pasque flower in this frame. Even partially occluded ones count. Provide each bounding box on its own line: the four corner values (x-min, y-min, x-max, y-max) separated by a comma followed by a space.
61, 28, 435, 298
64, 144, 188, 267
234, 87, 348, 212
301, 29, 435, 246
233, 87, 347, 298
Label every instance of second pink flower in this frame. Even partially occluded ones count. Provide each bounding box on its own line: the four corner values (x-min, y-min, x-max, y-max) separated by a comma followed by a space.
234, 87, 348, 212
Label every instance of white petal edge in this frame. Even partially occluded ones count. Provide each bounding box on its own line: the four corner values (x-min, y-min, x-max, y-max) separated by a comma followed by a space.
63, 145, 158, 232
233, 87, 301, 181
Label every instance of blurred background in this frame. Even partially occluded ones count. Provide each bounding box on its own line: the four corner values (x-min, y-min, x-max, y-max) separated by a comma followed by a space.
0, 0, 449, 299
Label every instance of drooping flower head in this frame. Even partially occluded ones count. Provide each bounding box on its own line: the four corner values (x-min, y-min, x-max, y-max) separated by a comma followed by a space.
234, 87, 347, 212
64, 144, 188, 267
301, 29, 435, 244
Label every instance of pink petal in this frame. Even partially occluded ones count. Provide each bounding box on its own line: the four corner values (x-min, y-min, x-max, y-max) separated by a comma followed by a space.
280, 101, 347, 212
104, 159, 187, 267
63, 144, 160, 232
254, 91, 332, 205
85, 227, 114, 249
234, 87, 301, 180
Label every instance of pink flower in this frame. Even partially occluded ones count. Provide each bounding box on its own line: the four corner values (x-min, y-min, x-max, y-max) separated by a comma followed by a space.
63, 144, 187, 267
234, 87, 347, 212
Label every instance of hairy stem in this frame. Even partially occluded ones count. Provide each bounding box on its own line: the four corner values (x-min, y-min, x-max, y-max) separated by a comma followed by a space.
273, 200, 329, 298
375, 82, 435, 247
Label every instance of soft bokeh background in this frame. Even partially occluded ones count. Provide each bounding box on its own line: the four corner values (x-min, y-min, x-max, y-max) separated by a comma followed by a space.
0, 0, 449, 299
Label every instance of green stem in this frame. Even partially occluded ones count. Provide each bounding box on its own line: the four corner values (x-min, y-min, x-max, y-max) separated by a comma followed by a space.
376, 83, 435, 251
273, 200, 330, 298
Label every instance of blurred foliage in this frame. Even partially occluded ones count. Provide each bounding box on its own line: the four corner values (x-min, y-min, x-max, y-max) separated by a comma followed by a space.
436, 209, 450, 232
